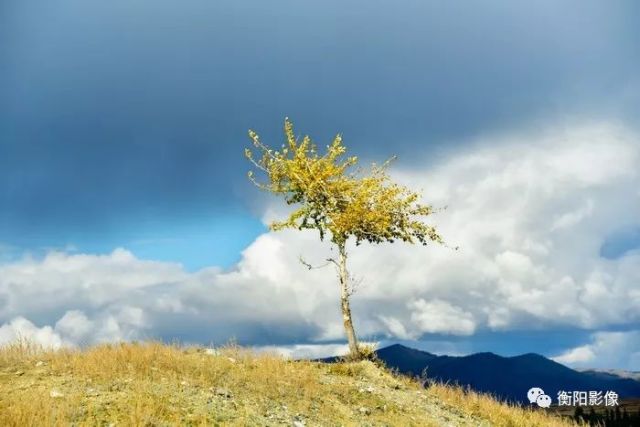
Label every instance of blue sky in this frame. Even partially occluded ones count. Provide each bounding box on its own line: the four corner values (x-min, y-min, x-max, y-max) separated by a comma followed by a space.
1, 1, 640, 369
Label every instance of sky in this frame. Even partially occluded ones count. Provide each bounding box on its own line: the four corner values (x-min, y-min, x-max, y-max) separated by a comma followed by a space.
1, 1, 639, 370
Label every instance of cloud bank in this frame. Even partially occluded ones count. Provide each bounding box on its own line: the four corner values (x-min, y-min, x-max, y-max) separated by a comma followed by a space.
1, 122, 638, 368
553, 331, 640, 370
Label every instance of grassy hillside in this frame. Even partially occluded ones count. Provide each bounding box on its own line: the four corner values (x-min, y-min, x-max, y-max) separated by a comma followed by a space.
0, 341, 578, 426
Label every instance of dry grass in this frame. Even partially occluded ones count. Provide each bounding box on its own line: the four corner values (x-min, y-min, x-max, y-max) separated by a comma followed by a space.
0, 340, 579, 426
426, 383, 583, 427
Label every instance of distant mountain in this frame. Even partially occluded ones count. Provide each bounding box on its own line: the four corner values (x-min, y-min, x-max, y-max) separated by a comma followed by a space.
374, 343, 438, 376
581, 368, 640, 382
359, 344, 640, 404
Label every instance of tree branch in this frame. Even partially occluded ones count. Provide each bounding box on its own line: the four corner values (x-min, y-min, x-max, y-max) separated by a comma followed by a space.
298, 255, 332, 270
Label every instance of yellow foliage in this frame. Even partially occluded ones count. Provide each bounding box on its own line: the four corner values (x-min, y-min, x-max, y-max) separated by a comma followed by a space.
246, 118, 446, 247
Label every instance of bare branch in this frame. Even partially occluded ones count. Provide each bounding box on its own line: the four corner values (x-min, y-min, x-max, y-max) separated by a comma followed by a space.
298, 255, 332, 270
245, 153, 269, 172
326, 257, 339, 268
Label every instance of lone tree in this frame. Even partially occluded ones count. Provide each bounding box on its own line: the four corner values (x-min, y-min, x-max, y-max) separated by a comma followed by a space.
245, 119, 449, 358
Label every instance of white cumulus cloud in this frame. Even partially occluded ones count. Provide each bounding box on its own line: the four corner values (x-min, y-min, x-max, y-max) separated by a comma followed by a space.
553, 331, 640, 370
0, 317, 67, 349
1, 122, 639, 370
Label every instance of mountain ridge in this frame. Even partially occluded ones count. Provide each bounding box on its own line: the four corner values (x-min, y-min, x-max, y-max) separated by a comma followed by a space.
324, 344, 640, 404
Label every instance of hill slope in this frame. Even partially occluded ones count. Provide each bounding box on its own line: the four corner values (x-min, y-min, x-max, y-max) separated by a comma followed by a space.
374, 345, 640, 404
0, 342, 576, 426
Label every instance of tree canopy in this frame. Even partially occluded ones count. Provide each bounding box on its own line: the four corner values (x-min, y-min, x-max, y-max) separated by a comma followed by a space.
245, 118, 445, 248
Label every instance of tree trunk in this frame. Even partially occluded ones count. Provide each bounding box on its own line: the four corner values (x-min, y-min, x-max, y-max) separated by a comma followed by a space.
337, 242, 360, 358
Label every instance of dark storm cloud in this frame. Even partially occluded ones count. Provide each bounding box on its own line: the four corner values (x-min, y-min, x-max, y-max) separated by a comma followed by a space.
1, 0, 638, 241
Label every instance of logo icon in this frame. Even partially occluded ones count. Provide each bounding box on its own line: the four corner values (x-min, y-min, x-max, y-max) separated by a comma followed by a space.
527, 387, 551, 408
